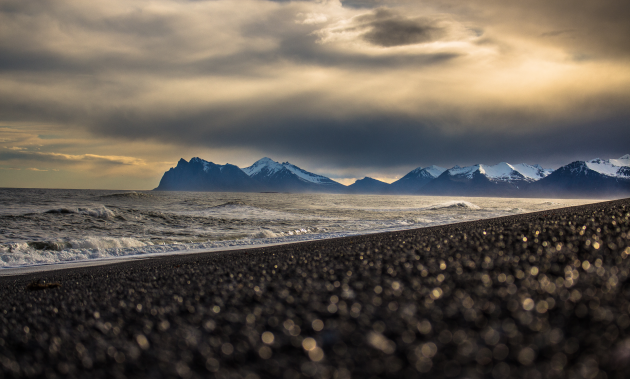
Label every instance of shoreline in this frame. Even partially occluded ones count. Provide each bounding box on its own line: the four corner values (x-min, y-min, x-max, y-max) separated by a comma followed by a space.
0, 197, 598, 277
1, 198, 629, 378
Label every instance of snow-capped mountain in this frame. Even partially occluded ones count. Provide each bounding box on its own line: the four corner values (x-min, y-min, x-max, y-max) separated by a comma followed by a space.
420, 162, 554, 196
155, 155, 628, 198
511, 164, 553, 181
528, 155, 630, 198
242, 157, 345, 192
155, 157, 259, 192
445, 162, 552, 183
390, 165, 446, 194
584, 155, 630, 178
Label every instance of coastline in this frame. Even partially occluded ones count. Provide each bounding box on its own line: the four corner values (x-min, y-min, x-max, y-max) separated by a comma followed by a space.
1, 198, 628, 378
0, 195, 597, 275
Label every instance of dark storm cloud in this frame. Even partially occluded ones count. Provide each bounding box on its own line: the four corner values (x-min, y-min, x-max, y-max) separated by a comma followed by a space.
357, 8, 446, 47
1, 0, 630, 187
340, 0, 388, 9
0, 1, 456, 79
70, 93, 630, 171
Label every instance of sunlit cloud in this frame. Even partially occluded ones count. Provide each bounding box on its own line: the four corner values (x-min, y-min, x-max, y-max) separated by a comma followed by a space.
0, 0, 628, 189
33, 152, 145, 166
0, 147, 145, 166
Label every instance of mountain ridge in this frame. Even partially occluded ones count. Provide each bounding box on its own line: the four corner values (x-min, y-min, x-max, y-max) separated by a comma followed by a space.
155, 155, 630, 198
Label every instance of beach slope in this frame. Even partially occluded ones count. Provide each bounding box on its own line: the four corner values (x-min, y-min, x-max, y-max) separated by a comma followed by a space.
1, 198, 629, 378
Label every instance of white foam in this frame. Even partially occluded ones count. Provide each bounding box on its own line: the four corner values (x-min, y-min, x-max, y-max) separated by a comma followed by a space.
0, 236, 150, 267
70, 237, 149, 250
183, 203, 329, 221
252, 230, 280, 238
0, 189, 597, 273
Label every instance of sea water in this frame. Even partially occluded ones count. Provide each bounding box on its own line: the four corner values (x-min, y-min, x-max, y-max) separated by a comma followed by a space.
0, 188, 595, 269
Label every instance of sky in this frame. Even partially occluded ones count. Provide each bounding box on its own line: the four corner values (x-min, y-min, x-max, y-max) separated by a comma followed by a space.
0, 0, 629, 189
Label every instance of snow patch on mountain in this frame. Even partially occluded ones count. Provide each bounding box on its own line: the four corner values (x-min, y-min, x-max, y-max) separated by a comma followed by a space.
243, 157, 338, 185
446, 162, 552, 182
479, 163, 520, 180
585, 155, 630, 178
424, 165, 447, 178
446, 163, 517, 180
190, 157, 217, 173
511, 163, 553, 181
242, 157, 284, 176
447, 165, 479, 179
406, 165, 446, 179
610, 154, 630, 167
282, 163, 334, 184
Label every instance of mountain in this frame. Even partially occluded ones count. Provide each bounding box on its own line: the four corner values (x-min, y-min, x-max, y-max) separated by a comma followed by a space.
511, 164, 553, 181
347, 177, 391, 194
154, 155, 629, 198
242, 157, 345, 193
390, 165, 446, 194
155, 157, 259, 192
528, 155, 630, 198
421, 162, 553, 196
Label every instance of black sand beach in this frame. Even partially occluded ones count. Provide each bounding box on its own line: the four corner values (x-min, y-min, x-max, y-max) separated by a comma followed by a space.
1, 199, 629, 379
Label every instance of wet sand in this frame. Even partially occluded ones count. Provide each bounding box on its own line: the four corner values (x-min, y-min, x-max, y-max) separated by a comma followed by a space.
1, 198, 629, 379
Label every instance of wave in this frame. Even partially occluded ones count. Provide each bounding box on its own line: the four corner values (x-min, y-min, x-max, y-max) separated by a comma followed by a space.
0, 236, 152, 267
184, 203, 321, 221
251, 227, 314, 239
424, 201, 481, 210
44, 206, 116, 219
334, 202, 482, 212
210, 201, 249, 208
101, 192, 153, 199
252, 229, 280, 238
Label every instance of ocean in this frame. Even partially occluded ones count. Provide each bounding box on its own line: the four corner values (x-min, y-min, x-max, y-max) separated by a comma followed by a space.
0, 188, 595, 269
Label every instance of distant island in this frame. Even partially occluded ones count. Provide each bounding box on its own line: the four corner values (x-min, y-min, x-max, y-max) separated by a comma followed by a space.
155, 155, 630, 198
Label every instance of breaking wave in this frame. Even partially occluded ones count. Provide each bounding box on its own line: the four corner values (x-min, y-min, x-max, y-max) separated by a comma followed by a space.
0, 188, 590, 270
424, 201, 481, 210
44, 206, 116, 219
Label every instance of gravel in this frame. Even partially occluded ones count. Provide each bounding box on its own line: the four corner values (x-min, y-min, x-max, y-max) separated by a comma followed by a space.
1, 198, 630, 379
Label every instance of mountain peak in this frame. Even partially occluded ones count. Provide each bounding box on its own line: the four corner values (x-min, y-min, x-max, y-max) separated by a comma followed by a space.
423, 165, 447, 177
241, 157, 344, 190
243, 157, 284, 176
610, 154, 630, 167
586, 154, 630, 177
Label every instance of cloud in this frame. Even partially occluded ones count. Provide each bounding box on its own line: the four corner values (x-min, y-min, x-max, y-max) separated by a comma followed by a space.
433, 0, 630, 60
39, 153, 146, 166
312, 5, 475, 55
0, 0, 629, 188
356, 8, 446, 47
0, 149, 146, 166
